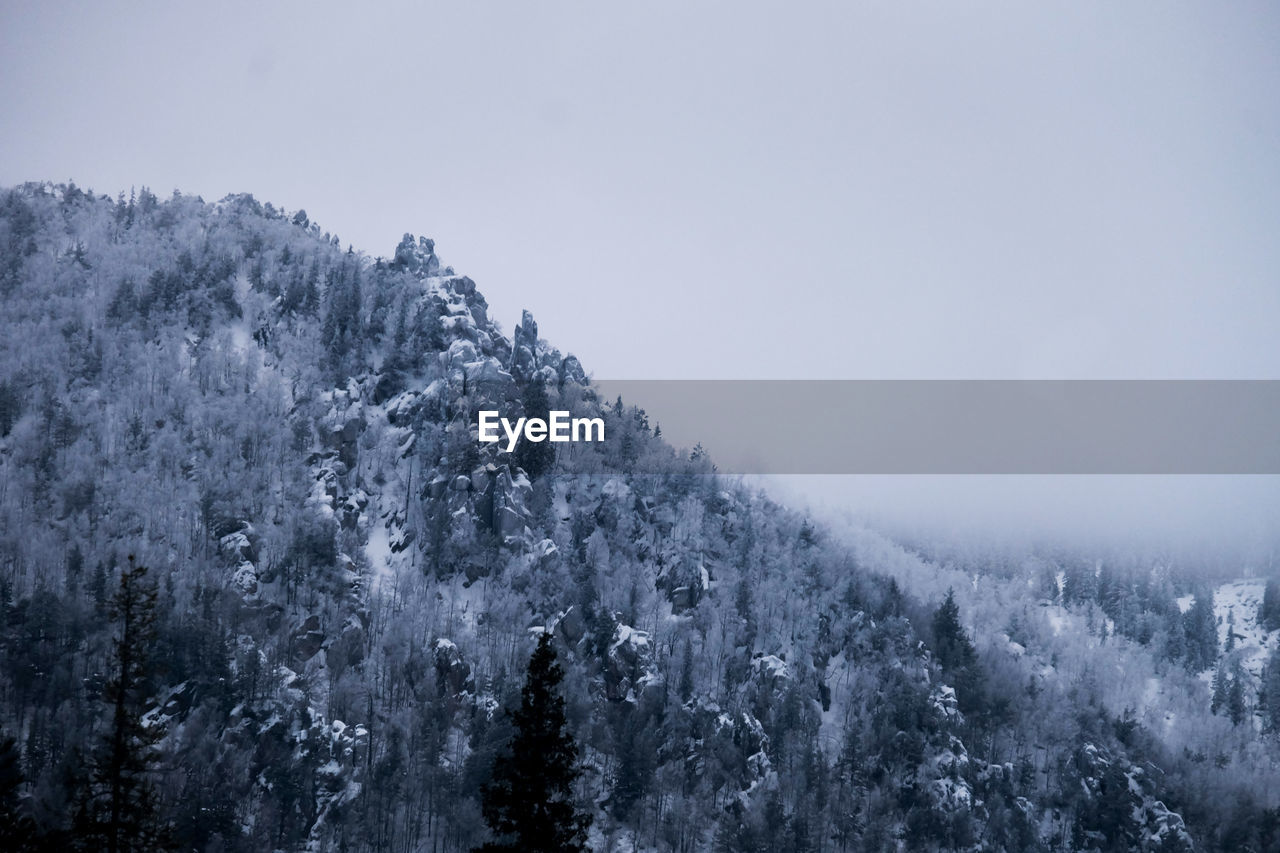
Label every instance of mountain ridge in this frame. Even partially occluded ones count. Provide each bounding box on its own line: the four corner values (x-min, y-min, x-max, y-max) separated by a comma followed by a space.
0, 180, 1271, 851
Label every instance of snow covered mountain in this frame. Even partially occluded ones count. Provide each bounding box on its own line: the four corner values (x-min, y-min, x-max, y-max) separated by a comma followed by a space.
0, 182, 1274, 851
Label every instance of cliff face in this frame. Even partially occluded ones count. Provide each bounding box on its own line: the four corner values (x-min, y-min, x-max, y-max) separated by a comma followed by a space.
0, 182, 1224, 851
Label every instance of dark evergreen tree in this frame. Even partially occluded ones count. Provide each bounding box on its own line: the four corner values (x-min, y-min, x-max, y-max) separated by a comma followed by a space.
932, 589, 990, 717
1211, 661, 1229, 716
1261, 646, 1280, 732
0, 378, 21, 437
1183, 589, 1217, 673
0, 734, 37, 850
478, 633, 590, 852
77, 558, 169, 853
1092, 759, 1139, 853
512, 380, 555, 481
1261, 580, 1280, 632
1228, 660, 1248, 726
932, 589, 976, 671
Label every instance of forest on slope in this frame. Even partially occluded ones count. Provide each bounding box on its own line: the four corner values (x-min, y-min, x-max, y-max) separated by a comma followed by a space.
0, 181, 1276, 851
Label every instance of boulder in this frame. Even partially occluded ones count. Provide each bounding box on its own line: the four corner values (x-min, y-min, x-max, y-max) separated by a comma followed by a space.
555, 606, 586, 644
292, 615, 325, 663
463, 357, 514, 393
560, 354, 586, 385
385, 390, 421, 426
433, 638, 473, 696
218, 523, 259, 564
605, 624, 656, 703
671, 586, 695, 614
495, 506, 525, 540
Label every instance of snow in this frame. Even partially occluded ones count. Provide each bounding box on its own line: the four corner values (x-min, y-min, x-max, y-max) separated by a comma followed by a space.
1045, 606, 1070, 636
612, 624, 652, 652
1212, 579, 1274, 682
363, 523, 395, 594
753, 654, 788, 680
228, 273, 254, 354
602, 477, 631, 499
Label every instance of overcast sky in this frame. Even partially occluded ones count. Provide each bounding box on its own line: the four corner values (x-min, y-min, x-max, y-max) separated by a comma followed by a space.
2, 1, 1277, 550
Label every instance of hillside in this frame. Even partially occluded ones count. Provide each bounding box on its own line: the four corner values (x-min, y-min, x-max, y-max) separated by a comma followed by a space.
0, 182, 1275, 851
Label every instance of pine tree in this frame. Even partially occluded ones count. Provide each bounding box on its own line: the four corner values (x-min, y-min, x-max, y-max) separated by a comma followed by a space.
1228, 660, 1248, 725
0, 734, 36, 850
1261, 580, 1280, 632
932, 589, 976, 671
478, 633, 590, 852
1211, 660, 1229, 716
1183, 590, 1218, 673
932, 588, 989, 717
678, 636, 695, 704
512, 380, 555, 481
78, 557, 168, 852
1261, 646, 1280, 732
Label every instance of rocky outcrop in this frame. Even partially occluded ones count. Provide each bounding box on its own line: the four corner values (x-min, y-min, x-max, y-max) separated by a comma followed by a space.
605, 623, 659, 703
478, 464, 532, 543
433, 638, 474, 697
559, 354, 586, 385
554, 605, 586, 645
391, 233, 440, 277
292, 614, 325, 663
510, 309, 538, 379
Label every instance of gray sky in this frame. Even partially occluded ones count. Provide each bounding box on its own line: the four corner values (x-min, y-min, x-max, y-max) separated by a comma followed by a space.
3, 1, 1277, 549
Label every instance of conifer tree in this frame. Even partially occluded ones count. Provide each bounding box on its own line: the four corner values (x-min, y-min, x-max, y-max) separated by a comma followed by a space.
1183, 590, 1218, 673
932, 589, 976, 671
1228, 660, 1248, 726
1261, 646, 1280, 732
1211, 661, 1229, 716
932, 588, 989, 717
78, 557, 168, 853
513, 380, 555, 481
0, 734, 36, 850
478, 633, 590, 852
1261, 580, 1280, 632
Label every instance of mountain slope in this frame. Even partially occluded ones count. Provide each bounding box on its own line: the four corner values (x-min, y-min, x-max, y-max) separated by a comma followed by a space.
0, 182, 1269, 851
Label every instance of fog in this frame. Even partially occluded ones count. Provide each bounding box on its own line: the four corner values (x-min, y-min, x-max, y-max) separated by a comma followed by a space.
758, 475, 1280, 566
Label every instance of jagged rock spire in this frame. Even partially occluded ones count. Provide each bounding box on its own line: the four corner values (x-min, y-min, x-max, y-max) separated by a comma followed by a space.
511, 309, 539, 379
